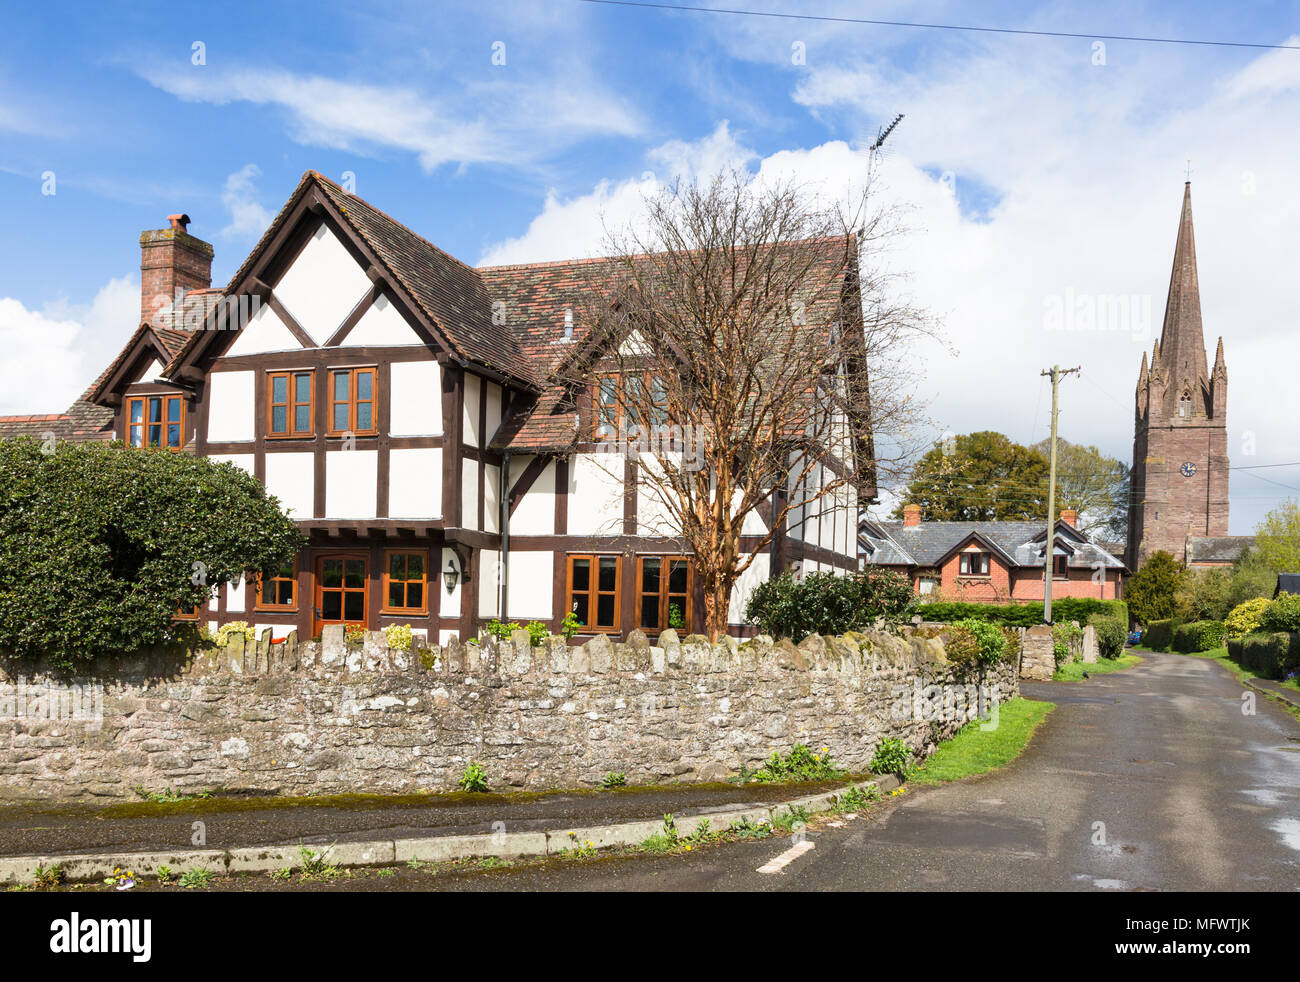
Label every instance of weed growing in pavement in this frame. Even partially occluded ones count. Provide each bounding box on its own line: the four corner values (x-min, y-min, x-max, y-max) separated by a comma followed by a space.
33, 864, 65, 889
178, 867, 215, 889
752, 744, 844, 782
132, 785, 213, 803
298, 843, 342, 879
728, 816, 773, 839
833, 785, 881, 812
771, 805, 811, 833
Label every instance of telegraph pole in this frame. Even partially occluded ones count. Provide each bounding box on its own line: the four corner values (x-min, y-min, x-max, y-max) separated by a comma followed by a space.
1040, 364, 1080, 624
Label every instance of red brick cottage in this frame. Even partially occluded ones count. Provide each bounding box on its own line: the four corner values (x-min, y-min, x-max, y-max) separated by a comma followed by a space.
858, 506, 1126, 602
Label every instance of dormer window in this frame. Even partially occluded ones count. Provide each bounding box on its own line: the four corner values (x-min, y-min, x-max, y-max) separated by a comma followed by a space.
594, 372, 668, 436
127, 394, 185, 449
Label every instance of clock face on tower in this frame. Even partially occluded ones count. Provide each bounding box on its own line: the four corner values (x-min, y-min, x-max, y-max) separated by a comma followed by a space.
1180, 462, 1198, 478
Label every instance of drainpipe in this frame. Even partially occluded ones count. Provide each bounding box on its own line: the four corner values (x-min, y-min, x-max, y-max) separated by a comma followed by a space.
499, 451, 510, 622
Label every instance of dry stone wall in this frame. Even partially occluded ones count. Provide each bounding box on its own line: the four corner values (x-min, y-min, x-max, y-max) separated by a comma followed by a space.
0, 626, 1018, 802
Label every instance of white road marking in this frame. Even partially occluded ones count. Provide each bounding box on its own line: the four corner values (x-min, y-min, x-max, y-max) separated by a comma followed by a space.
756, 839, 815, 874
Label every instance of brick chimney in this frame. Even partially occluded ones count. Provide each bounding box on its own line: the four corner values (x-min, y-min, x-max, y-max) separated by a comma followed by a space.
1060, 509, 1078, 528
903, 503, 921, 527
140, 214, 213, 327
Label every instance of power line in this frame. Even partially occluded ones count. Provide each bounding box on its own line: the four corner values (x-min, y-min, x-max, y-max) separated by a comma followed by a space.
577, 0, 1300, 51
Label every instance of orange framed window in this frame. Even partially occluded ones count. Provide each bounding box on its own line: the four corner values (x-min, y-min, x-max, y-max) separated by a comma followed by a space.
254, 561, 298, 610
593, 372, 668, 436
382, 550, 428, 614
127, 394, 185, 449
173, 600, 201, 621
327, 367, 377, 436
567, 555, 621, 632
636, 556, 692, 632
268, 371, 314, 438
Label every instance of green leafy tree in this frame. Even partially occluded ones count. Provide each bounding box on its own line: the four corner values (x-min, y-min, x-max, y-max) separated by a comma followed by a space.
1255, 499, 1300, 575
0, 439, 304, 667
1031, 438, 1129, 539
894, 431, 1050, 521
1175, 567, 1232, 621
1126, 550, 1186, 625
1226, 547, 1279, 609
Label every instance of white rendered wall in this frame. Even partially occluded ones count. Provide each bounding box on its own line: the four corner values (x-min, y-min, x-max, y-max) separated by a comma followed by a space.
325, 450, 378, 519
478, 549, 500, 619
389, 361, 442, 436
483, 464, 501, 534
506, 551, 553, 620
461, 458, 479, 530
439, 546, 462, 621
207, 453, 255, 476
264, 452, 315, 520
462, 373, 482, 448
569, 454, 622, 536
207, 371, 255, 443
273, 224, 371, 344
224, 302, 301, 357
509, 456, 554, 535
484, 381, 502, 444
728, 553, 771, 625
346, 293, 422, 347
388, 447, 442, 519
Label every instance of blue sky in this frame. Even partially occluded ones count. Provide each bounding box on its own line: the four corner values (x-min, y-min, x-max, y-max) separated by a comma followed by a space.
3, 0, 1299, 533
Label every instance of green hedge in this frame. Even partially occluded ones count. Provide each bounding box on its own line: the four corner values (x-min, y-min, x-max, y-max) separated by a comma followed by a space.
1234, 631, 1300, 680
1143, 618, 1182, 652
1088, 614, 1126, 659
1260, 593, 1300, 633
1172, 619, 1226, 653
916, 598, 1128, 628
745, 568, 916, 642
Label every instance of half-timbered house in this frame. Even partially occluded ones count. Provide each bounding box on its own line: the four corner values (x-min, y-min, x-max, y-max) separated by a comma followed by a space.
1, 172, 869, 643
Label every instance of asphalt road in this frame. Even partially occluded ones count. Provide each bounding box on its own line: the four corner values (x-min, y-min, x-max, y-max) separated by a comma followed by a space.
269, 651, 1298, 892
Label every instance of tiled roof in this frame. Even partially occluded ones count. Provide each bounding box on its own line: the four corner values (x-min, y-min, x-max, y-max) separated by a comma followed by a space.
0, 401, 113, 442
861, 519, 1126, 571
478, 238, 857, 452
314, 177, 538, 389
1185, 535, 1255, 564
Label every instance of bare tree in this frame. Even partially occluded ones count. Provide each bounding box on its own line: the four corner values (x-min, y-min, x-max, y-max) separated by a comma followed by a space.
557, 166, 934, 640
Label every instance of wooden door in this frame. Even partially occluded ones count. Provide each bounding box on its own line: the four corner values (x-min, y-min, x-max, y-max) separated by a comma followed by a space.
315, 552, 368, 636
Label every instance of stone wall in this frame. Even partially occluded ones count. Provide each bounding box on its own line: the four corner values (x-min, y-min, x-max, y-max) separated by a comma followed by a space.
0, 626, 1018, 802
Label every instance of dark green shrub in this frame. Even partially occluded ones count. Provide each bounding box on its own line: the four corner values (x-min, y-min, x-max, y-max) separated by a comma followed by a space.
1172, 620, 1225, 653
1088, 615, 1126, 659
1143, 618, 1180, 652
1260, 593, 1300, 633
1237, 632, 1299, 680
744, 568, 915, 641
0, 438, 304, 667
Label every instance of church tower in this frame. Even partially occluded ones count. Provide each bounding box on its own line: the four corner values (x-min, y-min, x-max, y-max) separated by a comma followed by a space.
1127, 182, 1230, 568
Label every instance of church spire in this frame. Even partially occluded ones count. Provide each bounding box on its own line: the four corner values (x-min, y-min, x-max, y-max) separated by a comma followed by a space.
1157, 182, 1210, 410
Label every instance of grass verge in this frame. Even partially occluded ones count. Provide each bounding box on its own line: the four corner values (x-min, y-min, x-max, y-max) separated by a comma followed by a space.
911, 697, 1053, 785
1053, 653, 1142, 681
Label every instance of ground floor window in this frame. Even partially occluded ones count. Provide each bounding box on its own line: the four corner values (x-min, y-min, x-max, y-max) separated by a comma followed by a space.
636, 556, 692, 631
567, 555, 621, 632
317, 554, 367, 628
918, 576, 938, 595
255, 560, 298, 610
383, 550, 428, 614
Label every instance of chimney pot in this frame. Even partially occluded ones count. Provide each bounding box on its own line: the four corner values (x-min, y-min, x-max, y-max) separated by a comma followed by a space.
168, 213, 191, 232
903, 503, 921, 527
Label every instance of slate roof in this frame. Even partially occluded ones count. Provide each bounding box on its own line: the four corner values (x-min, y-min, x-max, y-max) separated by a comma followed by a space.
1185, 535, 1255, 564
859, 519, 1126, 571
1276, 574, 1300, 597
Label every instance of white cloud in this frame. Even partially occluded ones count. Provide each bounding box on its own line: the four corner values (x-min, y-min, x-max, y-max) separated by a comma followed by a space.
139, 65, 643, 172
1, 277, 139, 415
481, 31, 1300, 533
220, 163, 273, 240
